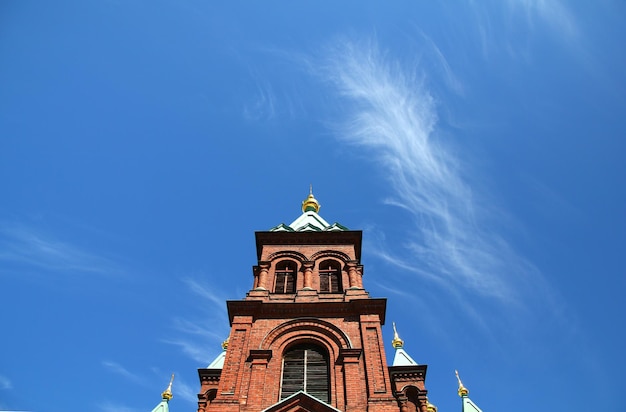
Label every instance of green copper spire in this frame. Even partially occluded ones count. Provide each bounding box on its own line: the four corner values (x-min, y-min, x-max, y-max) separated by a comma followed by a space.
151, 374, 174, 412
455, 370, 469, 397
391, 322, 418, 366
456, 371, 483, 412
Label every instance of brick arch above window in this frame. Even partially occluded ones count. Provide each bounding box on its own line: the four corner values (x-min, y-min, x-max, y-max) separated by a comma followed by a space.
259, 318, 352, 351
267, 250, 307, 263
309, 250, 351, 263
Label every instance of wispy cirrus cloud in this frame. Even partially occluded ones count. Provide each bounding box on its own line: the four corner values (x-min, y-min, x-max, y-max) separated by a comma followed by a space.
0, 223, 119, 276
163, 277, 230, 364
243, 75, 277, 121
102, 361, 142, 384
461, 1, 582, 62
182, 277, 229, 313
171, 375, 198, 404
506, 0, 579, 40
319, 39, 544, 308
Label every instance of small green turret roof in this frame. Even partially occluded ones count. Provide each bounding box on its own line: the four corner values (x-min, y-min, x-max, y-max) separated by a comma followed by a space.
150, 375, 174, 412
456, 371, 483, 412
391, 322, 419, 366
207, 339, 228, 369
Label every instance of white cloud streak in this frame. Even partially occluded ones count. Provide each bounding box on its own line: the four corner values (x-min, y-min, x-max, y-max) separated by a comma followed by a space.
172, 376, 198, 404
507, 0, 579, 40
164, 277, 230, 364
182, 277, 228, 313
320, 39, 541, 307
102, 361, 142, 384
0, 223, 118, 276
243, 76, 276, 121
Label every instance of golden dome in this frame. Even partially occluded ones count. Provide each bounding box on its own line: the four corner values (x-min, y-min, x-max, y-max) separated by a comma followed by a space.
222, 338, 229, 350
426, 398, 438, 412
301, 186, 320, 213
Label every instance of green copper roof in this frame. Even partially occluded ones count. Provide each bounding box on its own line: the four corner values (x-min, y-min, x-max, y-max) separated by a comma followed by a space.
391, 323, 418, 366
150, 376, 173, 412
270, 190, 348, 232
270, 210, 348, 232
207, 348, 226, 369
150, 399, 170, 412
392, 346, 419, 366
462, 397, 483, 412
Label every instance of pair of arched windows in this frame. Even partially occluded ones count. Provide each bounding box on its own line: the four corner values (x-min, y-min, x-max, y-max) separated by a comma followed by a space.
273, 260, 343, 294
280, 343, 330, 403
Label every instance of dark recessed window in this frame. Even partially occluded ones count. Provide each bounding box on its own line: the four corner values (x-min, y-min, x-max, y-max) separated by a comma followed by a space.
319, 260, 342, 293
406, 386, 420, 412
274, 260, 296, 294
280, 344, 329, 403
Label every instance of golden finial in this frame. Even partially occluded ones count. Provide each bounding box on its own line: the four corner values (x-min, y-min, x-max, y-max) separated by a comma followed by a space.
301, 185, 320, 213
426, 398, 438, 412
222, 337, 229, 350
392, 322, 404, 348
162, 373, 174, 401
455, 370, 469, 397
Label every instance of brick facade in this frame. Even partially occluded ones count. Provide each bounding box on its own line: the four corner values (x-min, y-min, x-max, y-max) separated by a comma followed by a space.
197, 227, 431, 412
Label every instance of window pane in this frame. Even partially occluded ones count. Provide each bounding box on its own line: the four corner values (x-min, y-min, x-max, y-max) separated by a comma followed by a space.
281, 348, 305, 398
285, 272, 295, 293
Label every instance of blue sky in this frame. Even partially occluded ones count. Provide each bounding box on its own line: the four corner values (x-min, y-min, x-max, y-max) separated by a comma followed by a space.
1, 1, 625, 411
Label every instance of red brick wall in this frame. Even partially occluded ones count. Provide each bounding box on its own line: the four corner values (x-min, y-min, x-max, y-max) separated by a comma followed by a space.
200, 232, 414, 411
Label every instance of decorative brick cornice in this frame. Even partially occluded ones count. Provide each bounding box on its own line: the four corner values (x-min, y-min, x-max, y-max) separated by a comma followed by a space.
255, 230, 363, 261
390, 371, 425, 381
389, 365, 427, 381
227, 298, 387, 325
198, 368, 222, 382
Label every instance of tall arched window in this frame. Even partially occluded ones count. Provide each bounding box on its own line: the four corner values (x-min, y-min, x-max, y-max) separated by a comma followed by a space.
280, 344, 329, 403
318, 260, 342, 293
274, 260, 296, 293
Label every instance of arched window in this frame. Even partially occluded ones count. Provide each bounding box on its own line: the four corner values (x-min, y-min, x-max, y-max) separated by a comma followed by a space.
280, 344, 329, 403
274, 260, 296, 293
206, 389, 217, 404
318, 260, 342, 293
405, 386, 420, 412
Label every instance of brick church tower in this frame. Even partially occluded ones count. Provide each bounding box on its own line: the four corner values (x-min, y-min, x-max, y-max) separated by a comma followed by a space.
197, 190, 435, 412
